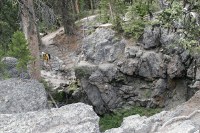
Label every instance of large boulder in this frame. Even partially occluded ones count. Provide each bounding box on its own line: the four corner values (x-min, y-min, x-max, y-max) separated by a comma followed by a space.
75, 61, 107, 114
142, 27, 161, 49
0, 103, 100, 133
82, 28, 125, 64
1, 57, 18, 69
167, 55, 185, 79
1, 57, 30, 79
160, 29, 177, 46
120, 59, 139, 75
0, 79, 47, 114
138, 51, 165, 79
142, 27, 178, 50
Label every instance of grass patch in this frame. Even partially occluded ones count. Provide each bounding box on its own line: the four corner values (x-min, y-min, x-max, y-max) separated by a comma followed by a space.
99, 106, 161, 132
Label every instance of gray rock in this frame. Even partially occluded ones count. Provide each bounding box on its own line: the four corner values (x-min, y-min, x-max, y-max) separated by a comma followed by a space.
136, 50, 143, 58
75, 61, 98, 79
1, 57, 18, 69
160, 29, 177, 46
167, 55, 185, 79
125, 46, 139, 58
0, 57, 30, 79
143, 27, 161, 49
195, 68, 200, 80
189, 81, 200, 89
120, 59, 139, 75
0, 79, 47, 114
180, 50, 190, 63
187, 60, 196, 79
88, 64, 120, 111
82, 28, 125, 64
100, 84, 119, 109
187, 57, 200, 80
164, 79, 187, 110
157, 120, 197, 133
119, 85, 135, 95
89, 63, 118, 83
0, 103, 100, 133
79, 79, 108, 115
108, 40, 126, 62
152, 79, 167, 98
138, 52, 164, 79
98, 63, 118, 82
76, 62, 119, 114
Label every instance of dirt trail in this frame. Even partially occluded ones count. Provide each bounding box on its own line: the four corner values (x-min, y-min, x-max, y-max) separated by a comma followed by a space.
40, 27, 79, 88
41, 27, 64, 46
39, 15, 99, 88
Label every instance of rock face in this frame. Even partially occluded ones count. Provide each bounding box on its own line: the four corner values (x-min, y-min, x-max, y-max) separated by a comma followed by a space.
0, 103, 100, 133
138, 51, 164, 79
82, 28, 125, 64
167, 55, 185, 78
0, 79, 48, 114
143, 27, 161, 49
75, 27, 199, 115
105, 90, 200, 133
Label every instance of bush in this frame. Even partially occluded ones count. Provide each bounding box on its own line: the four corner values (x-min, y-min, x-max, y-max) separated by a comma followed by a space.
121, 1, 158, 39
8, 31, 32, 71
122, 19, 146, 39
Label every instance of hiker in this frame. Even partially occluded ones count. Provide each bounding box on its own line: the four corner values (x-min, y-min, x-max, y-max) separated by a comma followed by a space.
42, 52, 52, 70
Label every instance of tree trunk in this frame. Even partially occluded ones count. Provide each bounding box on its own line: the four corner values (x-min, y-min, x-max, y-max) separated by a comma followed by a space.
90, 0, 94, 14
61, 0, 75, 35
108, 0, 114, 21
71, 0, 76, 17
19, 0, 41, 80
75, 0, 80, 14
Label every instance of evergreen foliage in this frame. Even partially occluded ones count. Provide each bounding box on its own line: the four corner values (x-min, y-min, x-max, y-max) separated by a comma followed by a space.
99, 0, 110, 23
0, 0, 19, 54
156, 1, 200, 52
8, 31, 32, 71
121, 0, 158, 38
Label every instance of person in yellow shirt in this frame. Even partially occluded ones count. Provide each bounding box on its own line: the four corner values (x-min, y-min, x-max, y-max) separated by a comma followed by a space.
42, 52, 52, 70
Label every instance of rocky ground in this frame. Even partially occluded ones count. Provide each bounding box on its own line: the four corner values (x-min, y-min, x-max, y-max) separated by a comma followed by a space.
0, 77, 200, 132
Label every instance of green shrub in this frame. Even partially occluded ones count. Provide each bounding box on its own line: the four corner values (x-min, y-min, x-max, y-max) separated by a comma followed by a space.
122, 19, 147, 39
99, 106, 161, 132
8, 31, 32, 71
121, 1, 157, 39
54, 91, 66, 102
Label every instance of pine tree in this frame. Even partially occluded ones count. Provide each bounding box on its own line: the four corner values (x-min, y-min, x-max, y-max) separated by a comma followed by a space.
8, 31, 32, 71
